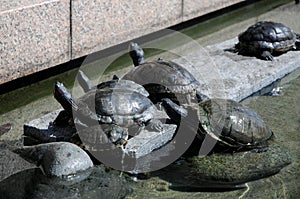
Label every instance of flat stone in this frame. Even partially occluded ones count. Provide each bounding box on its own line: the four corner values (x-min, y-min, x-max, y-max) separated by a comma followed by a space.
172, 37, 300, 101
13, 142, 93, 177
124, 124, 177, 159
23, 109, 76, 144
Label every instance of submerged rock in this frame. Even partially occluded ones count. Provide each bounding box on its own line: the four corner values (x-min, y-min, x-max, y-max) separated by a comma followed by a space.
0, 149, 37, 181
155, 143, 292, 191
0, 166, 132, 199
13, 142, 93, 177
188, 143, 292, 183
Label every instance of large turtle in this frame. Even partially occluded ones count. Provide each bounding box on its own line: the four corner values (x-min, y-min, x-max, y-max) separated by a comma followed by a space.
122, 42, 208, 105
161, 98, 273, 153
233, 21, 300, 61
54, 73, 163, 146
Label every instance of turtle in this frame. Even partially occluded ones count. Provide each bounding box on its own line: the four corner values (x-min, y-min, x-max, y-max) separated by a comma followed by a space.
160, 98, 273, 154
53, 73, 163, 147
122, 42, 208, 105
232, 21, 300, 61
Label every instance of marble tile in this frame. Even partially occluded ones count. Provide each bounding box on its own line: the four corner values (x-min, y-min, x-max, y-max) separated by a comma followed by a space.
0, 0, 70, 84
71, 0, 182, 59
183, 0, 244, 21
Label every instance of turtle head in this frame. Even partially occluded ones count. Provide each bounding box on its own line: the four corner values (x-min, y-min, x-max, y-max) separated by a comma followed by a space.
160, 98, 188, 124
54, 82, 78, 114
129, 42, 145, 66
112, 75, 120, 80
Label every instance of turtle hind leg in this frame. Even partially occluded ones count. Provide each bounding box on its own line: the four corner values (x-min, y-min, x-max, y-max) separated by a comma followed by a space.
260, 50, 273, 61
224, 43, 240, 53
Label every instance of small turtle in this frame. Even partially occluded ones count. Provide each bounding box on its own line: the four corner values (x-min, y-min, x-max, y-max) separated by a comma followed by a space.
54, 74, 163, 146
161, 98, 273, 153
122, 42, 208, 105
232, 21, 300, 61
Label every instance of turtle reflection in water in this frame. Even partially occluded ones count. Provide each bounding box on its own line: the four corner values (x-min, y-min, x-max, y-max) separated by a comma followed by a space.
123, 42, 208, 105
231, 21, 300, 61
54, 73, 163, 148
161, 98, 273, 153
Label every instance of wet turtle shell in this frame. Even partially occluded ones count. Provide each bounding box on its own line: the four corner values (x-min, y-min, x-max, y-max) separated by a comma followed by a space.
236, 21, 300, 60
122, 42, 208, 104
197, 98, 273, 150
77, 80, 158, 128
54, 77, 162, 146
161, 98, 273, 153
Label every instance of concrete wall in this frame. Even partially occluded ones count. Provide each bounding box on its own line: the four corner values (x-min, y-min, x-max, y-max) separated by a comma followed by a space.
0, 0, 245, 85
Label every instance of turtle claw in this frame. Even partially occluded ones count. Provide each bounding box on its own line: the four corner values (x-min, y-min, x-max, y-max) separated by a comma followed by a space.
149, 119, 164, 132
261, 51, 273, 61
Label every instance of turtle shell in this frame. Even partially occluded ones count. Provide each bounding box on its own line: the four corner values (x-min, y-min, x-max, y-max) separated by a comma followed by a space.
76, 79, 156, 128
96, 78, 149, 97
238, 21, 297, 52
122, 60, 201, 104
197, 98, 273, 149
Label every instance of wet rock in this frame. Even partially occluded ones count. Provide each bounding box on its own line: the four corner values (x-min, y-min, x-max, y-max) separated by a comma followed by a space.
124, 124, 177, 158
155, 143, 292, 190
13, 142, 93, 177
23, 109, 76, 144
188, 143, 292, 183
0, 166, 132, 199
0, 123, 12, 136
0, 149, 37, 181
0, 168, 42, 199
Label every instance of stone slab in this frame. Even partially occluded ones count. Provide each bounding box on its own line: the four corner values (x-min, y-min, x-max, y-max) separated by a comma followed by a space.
71, 0, 182, 59
172, 38, 300, 101
124, 124, 177, 159
24, 108, 175, 159
23, 109, 76, 143
0, 0, 70, 84
183, 0, 244, 22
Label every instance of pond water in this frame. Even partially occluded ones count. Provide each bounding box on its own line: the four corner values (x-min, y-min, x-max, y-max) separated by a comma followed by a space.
0, 0, 299, 198
128, 67, 300, 199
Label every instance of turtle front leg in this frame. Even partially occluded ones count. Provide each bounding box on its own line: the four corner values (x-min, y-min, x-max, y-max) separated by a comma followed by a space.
196, 90, 209, 103
261, 50, 273, 61
133, 112, 163, 132
160, 98, 188, 124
